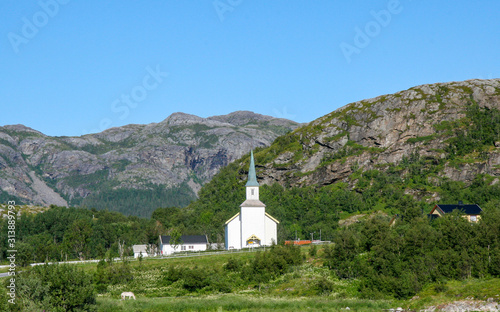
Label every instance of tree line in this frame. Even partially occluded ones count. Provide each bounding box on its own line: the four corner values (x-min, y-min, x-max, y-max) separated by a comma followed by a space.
323, 205, 500, 299
0, 206, 161, 265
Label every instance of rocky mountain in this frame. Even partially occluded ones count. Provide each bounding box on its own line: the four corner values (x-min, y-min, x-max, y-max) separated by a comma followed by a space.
206, 79, 500, 201
0, 111, 299, 216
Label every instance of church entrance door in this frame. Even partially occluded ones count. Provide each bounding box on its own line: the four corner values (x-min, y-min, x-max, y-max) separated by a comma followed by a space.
246, 234, 261, 247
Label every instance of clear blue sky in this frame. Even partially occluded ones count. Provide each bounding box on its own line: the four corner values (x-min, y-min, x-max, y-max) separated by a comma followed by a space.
1, 1, 499, 136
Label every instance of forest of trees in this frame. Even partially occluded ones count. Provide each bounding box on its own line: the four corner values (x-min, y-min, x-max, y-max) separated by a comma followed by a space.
0, 206, 161, 264
323, 206, 500, 299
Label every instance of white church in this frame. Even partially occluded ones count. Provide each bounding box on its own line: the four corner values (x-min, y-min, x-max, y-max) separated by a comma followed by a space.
225, 151, 279, 249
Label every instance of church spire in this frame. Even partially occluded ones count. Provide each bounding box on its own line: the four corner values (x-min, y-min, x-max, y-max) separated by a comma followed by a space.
246, 150, 259, 187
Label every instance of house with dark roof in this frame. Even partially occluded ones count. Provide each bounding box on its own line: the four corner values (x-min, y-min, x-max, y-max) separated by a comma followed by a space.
429, 201, 483, 223
159, 235, 208, 256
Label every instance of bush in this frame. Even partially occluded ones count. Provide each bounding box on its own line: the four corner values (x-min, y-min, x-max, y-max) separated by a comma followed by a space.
164, 265, 183, 285
314, 277, 335, 295
93, 259, 133, 293
241, 245, 303, 285
223, 257, 243, 272
434, 282, 448, 293
14, 264, 96, 312
309, 245, 318, 257
182, 266, 210, 291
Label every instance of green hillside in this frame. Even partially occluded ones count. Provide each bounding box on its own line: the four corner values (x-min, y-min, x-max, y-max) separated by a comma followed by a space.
175, 81, 500, 243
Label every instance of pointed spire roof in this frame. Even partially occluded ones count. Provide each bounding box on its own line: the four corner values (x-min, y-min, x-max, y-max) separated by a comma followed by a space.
246, 150, 259, 187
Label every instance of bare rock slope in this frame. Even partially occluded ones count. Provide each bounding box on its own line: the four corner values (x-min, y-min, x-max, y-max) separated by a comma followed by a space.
247, 79, 500, 195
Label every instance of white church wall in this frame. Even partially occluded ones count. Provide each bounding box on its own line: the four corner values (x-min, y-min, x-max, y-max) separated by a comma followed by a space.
241, 206, 266, 247
225, 216, 241, 250
265, 215, 278, 246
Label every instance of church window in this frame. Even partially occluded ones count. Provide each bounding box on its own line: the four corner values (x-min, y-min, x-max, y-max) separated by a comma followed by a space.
251, 189, 254, 195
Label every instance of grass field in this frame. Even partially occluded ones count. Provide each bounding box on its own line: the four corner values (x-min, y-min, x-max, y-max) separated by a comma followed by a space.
91, 248, 402, 311
97, 247, 500, 311
3, 246, 499, 311
97, 295, 393, 312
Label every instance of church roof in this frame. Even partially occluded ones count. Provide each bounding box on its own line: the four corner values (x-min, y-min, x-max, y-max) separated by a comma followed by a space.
246, 150, 259, 187
265, 212, 280, 224
240, 199, 266, 207
225, 212, 240, 225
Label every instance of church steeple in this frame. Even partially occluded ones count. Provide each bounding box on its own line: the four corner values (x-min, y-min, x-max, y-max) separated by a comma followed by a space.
246, 150, 259, 187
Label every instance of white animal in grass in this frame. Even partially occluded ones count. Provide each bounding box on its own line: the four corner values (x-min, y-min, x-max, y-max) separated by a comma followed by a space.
121, 292, 136, 300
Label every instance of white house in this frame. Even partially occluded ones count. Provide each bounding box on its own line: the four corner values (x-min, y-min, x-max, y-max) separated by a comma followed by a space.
133, 244, 159, 258
159, 235, 208, 256
225, 150, 279, 250
132, 245, 149, 258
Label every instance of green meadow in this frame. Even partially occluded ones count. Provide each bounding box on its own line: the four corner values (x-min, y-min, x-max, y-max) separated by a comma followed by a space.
2, 245, 500, 311
97, 296, 391, 312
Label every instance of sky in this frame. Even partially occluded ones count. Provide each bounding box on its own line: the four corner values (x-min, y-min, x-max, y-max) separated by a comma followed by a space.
1, 1, 499, 137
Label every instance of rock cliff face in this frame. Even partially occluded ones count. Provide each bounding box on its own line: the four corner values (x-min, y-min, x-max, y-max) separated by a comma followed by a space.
0, 111, 299, 211
251, 79, 500, 195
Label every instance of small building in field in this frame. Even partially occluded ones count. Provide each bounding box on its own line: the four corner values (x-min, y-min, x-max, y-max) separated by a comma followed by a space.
159, 235, 208, 256
132, 245, 149, 258
430, 202, 483, 223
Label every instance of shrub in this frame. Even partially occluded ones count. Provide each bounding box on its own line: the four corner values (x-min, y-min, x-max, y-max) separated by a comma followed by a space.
241, 245, 304, 285
309, 245, 318, 257
93, 259, 133, 293
223, 257, 243, 272
314, 277, 335, 295
182, 266, 210, 291
14, 264, 96, 312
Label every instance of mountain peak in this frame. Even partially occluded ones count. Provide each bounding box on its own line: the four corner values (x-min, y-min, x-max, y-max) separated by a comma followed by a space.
1, 124, 46, 136
208, 110, 298, 127
162, 112, 205, 125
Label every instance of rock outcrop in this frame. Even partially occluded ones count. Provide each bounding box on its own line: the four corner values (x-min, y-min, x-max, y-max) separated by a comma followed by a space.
251, 79, 500, 192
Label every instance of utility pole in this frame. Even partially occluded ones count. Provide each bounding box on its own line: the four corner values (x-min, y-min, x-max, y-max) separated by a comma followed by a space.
310, 232, 314, 242
319, 229, 321, 242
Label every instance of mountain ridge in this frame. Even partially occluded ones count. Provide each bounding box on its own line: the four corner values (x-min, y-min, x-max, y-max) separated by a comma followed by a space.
0, 111, 299, 217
